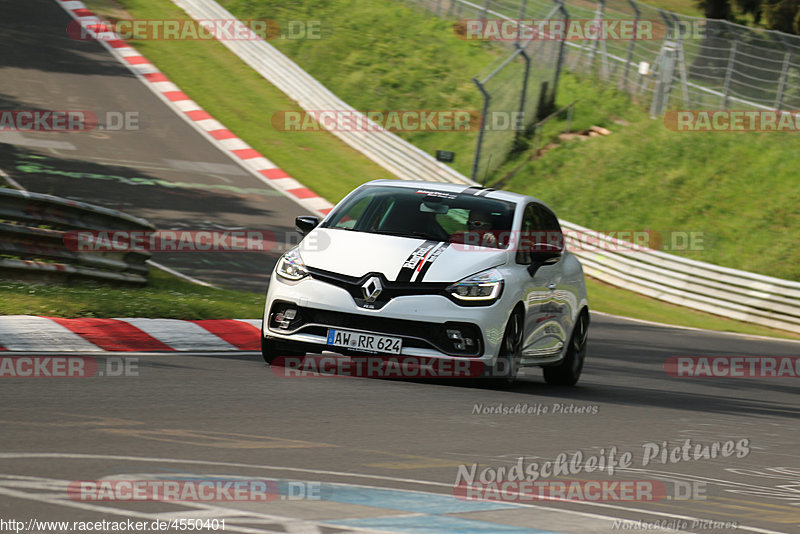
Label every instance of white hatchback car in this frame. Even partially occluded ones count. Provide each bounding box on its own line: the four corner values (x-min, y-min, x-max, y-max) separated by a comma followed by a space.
262, 180, 589, 385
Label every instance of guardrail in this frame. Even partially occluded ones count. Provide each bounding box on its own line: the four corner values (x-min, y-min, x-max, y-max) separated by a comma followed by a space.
158, 0, 800, 334
0, 187, 155, 284
562, 221, 800, 334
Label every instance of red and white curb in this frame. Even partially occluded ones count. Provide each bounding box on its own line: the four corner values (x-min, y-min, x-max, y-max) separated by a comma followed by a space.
56, 0, 333, 217
0, 316, 262, 352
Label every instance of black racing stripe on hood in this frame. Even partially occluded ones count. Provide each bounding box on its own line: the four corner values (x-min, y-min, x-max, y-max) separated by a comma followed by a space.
396, 240, 438, 282
415, 242, 450, 282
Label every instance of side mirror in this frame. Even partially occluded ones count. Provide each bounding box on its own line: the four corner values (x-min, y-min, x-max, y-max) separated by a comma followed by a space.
526, 243, 562, 277
295, 216, 320, 236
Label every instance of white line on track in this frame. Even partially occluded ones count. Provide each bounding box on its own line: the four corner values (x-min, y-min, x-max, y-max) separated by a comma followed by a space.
0, 452, 787, 534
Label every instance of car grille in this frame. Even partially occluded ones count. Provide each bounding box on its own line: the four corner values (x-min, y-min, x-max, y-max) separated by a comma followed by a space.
268, 301, 483, 357
306, 266, 449, 310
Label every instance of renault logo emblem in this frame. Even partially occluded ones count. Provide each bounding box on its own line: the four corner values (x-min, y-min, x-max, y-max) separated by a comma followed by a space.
362, 276, 383, 303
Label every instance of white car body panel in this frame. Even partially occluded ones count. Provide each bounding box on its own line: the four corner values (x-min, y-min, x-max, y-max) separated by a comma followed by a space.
262, 179, 590, 376
301, 228, 510, 283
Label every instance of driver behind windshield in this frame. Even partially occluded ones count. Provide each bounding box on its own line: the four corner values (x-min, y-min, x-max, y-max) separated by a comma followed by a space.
466, 208, 498, 248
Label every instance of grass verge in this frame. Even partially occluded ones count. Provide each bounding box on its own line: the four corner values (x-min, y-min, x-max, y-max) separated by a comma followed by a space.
0, 268, 263, 319
72, 0, 800, 341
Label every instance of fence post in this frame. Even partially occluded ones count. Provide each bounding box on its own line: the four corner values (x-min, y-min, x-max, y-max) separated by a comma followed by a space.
589, 0, 601, 67
590, 0, 609, 79
722, 38, 737, 110
472, 78, 491, 183
552, 0, 569, 110
651, 40, 676, 116
516, 0, 528, 47
775, 37, 792, 110
481, 0, 491, 22
518, 45, 531, 145
671, 13, 691, 107
621, 0, 641, 90
649, 10, 677, 115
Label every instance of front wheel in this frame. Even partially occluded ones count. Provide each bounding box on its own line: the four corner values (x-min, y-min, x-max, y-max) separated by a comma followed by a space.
488, 310, 523, 388
543, 312, 588, 386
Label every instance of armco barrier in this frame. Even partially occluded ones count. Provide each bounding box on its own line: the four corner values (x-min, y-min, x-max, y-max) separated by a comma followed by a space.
66, 0, 794, 333
562, 221, 800, 333
0, 188, 154, 284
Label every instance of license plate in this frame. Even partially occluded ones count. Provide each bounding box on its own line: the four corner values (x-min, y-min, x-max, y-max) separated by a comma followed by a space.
326, 328, 402, 355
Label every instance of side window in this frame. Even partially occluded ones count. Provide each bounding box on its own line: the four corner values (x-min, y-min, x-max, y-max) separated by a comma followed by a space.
331, 195, 395, 232
332, 196, 370, 229
516, 203, 562, 264
516, 204, 542, 264
536, 206, 564, 251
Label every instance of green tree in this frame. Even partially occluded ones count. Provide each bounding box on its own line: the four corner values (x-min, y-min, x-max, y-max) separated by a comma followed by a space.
696, 0, 732, 19
734, 0, 764, 22
696, 0, 800, 33
763, 0, 800, 32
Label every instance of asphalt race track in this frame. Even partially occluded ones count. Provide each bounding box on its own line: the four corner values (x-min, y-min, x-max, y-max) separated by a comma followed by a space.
2, 314, 800, 533
0, 0, 314, 291
1, 1, 799, 533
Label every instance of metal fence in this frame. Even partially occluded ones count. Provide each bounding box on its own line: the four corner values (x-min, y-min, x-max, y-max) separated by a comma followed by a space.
409, 2, 552, 183
409, 0, 568, 181
418, 0, 800, 113
580, 0, 800, 115
411, 0, 800, 176
553, 0, 800, 114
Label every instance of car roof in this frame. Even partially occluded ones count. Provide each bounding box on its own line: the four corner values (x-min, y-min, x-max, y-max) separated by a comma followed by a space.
364, 179, 547, 208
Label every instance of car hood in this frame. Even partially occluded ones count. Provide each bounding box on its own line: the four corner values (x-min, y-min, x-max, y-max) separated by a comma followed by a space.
299, 228, 509, 283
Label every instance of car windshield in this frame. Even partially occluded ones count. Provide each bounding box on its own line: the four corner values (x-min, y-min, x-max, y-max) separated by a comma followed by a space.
320, 185, 516, 248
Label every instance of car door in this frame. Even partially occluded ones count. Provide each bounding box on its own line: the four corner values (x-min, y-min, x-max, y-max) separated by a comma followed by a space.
517, 203, 567, 360
536, 205, 572, 345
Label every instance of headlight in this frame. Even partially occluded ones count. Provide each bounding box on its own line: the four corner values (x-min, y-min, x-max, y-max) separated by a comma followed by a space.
446, 267, 504, 304
276, 247, 309, 281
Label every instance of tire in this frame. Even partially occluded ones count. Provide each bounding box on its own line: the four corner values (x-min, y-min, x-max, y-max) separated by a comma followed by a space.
261, 335, 306, 366
488, 310, 523, 388
543, 311, 588, 386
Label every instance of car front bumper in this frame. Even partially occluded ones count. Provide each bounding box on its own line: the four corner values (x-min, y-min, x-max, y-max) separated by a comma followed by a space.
263, 273, 510, 365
